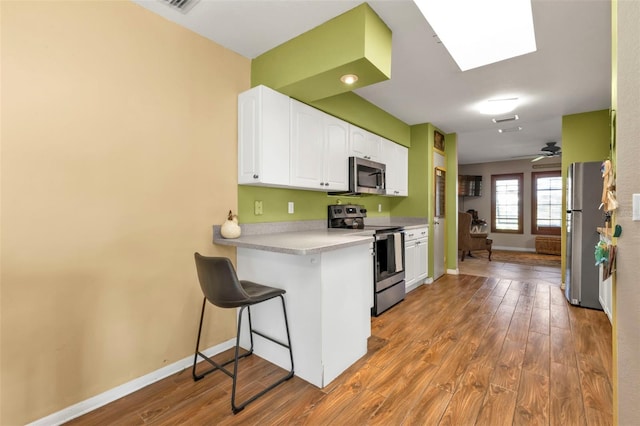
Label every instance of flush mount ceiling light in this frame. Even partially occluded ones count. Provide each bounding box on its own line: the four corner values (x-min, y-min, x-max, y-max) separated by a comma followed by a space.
340, 74, 359, 85
413, 0, 537, 71
498, 126, 523, 133
492, 114, 519, 123
478, 97, 519, 115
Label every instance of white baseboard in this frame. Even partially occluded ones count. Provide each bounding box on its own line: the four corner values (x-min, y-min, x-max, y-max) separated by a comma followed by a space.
447, 268, 460, 275
425, 277, 434, 284
28, 339, 235, 426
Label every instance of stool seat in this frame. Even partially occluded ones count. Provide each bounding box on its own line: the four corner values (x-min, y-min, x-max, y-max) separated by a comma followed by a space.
191, 253, 294, 414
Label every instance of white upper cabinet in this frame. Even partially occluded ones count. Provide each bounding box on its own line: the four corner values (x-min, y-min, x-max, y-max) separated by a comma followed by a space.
349, 125, 381, 162
238, 85, 290, 187
290, 100, 349, 192
381, 138, 409, 196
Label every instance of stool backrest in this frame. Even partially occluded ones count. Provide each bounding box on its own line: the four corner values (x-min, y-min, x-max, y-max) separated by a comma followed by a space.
194, 253, 251, 308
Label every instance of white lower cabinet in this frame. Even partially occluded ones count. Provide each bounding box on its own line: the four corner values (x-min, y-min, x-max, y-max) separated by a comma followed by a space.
236, 243, 372, 388
404, 227, 428, 292
599, 264, 613, 325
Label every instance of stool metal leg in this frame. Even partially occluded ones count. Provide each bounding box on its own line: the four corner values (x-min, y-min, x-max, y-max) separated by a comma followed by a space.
193, 295, 295, 414
192, 298, 251, 382
230, 295, 295, 414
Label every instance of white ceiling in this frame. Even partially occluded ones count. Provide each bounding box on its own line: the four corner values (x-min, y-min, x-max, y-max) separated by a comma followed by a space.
133, 0, 611, 165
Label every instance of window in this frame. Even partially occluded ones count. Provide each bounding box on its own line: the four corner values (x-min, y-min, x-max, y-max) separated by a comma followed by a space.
532, 171, 562, 235
491, 173, 523, 233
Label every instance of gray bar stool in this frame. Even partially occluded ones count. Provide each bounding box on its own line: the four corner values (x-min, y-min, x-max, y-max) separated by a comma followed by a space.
191, 253, 294, 414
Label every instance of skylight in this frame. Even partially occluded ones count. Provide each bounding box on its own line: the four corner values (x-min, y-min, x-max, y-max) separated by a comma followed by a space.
414, 0, 537, 71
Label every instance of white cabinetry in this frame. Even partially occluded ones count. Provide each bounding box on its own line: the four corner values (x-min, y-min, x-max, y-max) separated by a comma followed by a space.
237, 243, 373, 388
349, 125, 381, 161
381, 138, 408, 196
238, 85, 290, 187
599, 264, 613, 325
404, 227, 428, 292
290, 100, 349, 192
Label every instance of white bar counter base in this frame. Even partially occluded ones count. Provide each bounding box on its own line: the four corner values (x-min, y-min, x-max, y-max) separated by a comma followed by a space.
214, 226, 375, 388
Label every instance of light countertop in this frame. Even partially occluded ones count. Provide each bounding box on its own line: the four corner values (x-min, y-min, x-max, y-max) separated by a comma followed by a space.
214, 228, 375, 256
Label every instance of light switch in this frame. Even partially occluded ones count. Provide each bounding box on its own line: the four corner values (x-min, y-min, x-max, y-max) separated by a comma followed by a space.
288, 201, 294, 214
633, 194, 640, 221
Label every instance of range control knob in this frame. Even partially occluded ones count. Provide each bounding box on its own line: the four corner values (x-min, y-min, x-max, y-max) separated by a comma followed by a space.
360, 208, 367, 214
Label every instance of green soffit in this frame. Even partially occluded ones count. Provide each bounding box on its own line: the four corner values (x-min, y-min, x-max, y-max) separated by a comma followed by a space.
251, 3, 392, 103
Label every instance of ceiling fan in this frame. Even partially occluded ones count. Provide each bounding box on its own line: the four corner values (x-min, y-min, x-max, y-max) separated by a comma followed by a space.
530, 141, 562, 162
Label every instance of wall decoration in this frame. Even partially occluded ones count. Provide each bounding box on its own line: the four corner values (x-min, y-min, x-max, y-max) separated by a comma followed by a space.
434, 130, 445, 152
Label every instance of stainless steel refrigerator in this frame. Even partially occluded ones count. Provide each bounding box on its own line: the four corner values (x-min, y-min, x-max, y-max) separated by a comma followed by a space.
565, 161, 604, 309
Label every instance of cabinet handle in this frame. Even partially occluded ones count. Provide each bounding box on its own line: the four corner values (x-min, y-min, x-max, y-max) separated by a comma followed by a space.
253, 174, 259, 179
325, 183, 329, 187
320, 182, 325, 186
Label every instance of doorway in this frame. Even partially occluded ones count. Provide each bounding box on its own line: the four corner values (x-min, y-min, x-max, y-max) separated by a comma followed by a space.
433, 167, 446, 279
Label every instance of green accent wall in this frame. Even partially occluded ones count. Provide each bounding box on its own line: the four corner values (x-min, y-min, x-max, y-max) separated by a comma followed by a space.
561, 110, 611, 167
390, 124, 431, 218
311, 92, 410, 147
445, 132, 459, 271
239, 186, 392, 224
251, 3, 391, 103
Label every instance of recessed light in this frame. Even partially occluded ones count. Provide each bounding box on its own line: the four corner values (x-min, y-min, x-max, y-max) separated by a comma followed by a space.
340, 74, 358, 85
492, 114, 519, 123
498, 126, 523, 133
479, 98, 519, 115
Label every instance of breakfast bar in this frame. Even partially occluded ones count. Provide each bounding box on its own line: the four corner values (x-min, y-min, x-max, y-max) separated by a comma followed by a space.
214, 228, 375, 388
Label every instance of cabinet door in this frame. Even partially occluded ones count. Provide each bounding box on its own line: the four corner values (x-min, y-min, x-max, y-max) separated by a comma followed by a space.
290, 100, 324, 189
416, 237, 428, 281
349, 125, 380, 161
238, 85, 290, 186
322, 116, 349, 191
381, 139, 408, 196
404, 241, 417, 289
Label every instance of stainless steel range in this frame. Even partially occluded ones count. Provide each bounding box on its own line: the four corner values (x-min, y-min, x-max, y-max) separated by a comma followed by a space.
328, 204, 405, 316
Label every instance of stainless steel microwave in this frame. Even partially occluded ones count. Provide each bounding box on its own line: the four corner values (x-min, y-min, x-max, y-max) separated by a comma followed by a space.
347, 156, 386, 195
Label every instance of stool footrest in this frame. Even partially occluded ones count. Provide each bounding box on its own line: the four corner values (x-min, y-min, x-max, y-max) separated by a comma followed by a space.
192, 294, 294, 414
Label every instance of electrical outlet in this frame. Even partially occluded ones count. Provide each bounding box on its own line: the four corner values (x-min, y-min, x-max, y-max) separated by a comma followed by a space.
288, 201, 294, 214
254, 200, 263, 215
378, 204, 382, 213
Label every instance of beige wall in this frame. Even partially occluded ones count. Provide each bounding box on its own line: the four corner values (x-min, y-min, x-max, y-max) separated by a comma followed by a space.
0, 2, 249, 424
615, 0, 640, 422
458, 159, 561, 251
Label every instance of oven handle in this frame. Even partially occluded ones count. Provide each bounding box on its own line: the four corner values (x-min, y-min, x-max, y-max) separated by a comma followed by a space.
375, 229, 404, 239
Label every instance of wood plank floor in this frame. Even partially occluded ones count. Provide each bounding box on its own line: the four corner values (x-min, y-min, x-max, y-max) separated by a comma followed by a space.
68, 263, 612, 425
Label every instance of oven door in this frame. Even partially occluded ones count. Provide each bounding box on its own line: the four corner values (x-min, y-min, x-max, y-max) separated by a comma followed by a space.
374, 231, 405, 292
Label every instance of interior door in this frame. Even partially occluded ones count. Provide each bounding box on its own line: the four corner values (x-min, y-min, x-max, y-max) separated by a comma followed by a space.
433, 167, 446, 280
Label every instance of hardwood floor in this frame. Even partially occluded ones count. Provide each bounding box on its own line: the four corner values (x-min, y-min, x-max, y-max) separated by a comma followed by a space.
68, 260, 612, 425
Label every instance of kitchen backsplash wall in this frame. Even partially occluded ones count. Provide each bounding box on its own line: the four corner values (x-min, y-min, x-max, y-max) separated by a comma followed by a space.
238, 185, 392, 223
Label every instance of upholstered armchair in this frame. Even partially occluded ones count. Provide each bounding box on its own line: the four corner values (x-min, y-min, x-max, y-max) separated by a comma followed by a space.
458, 212, 493, 261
